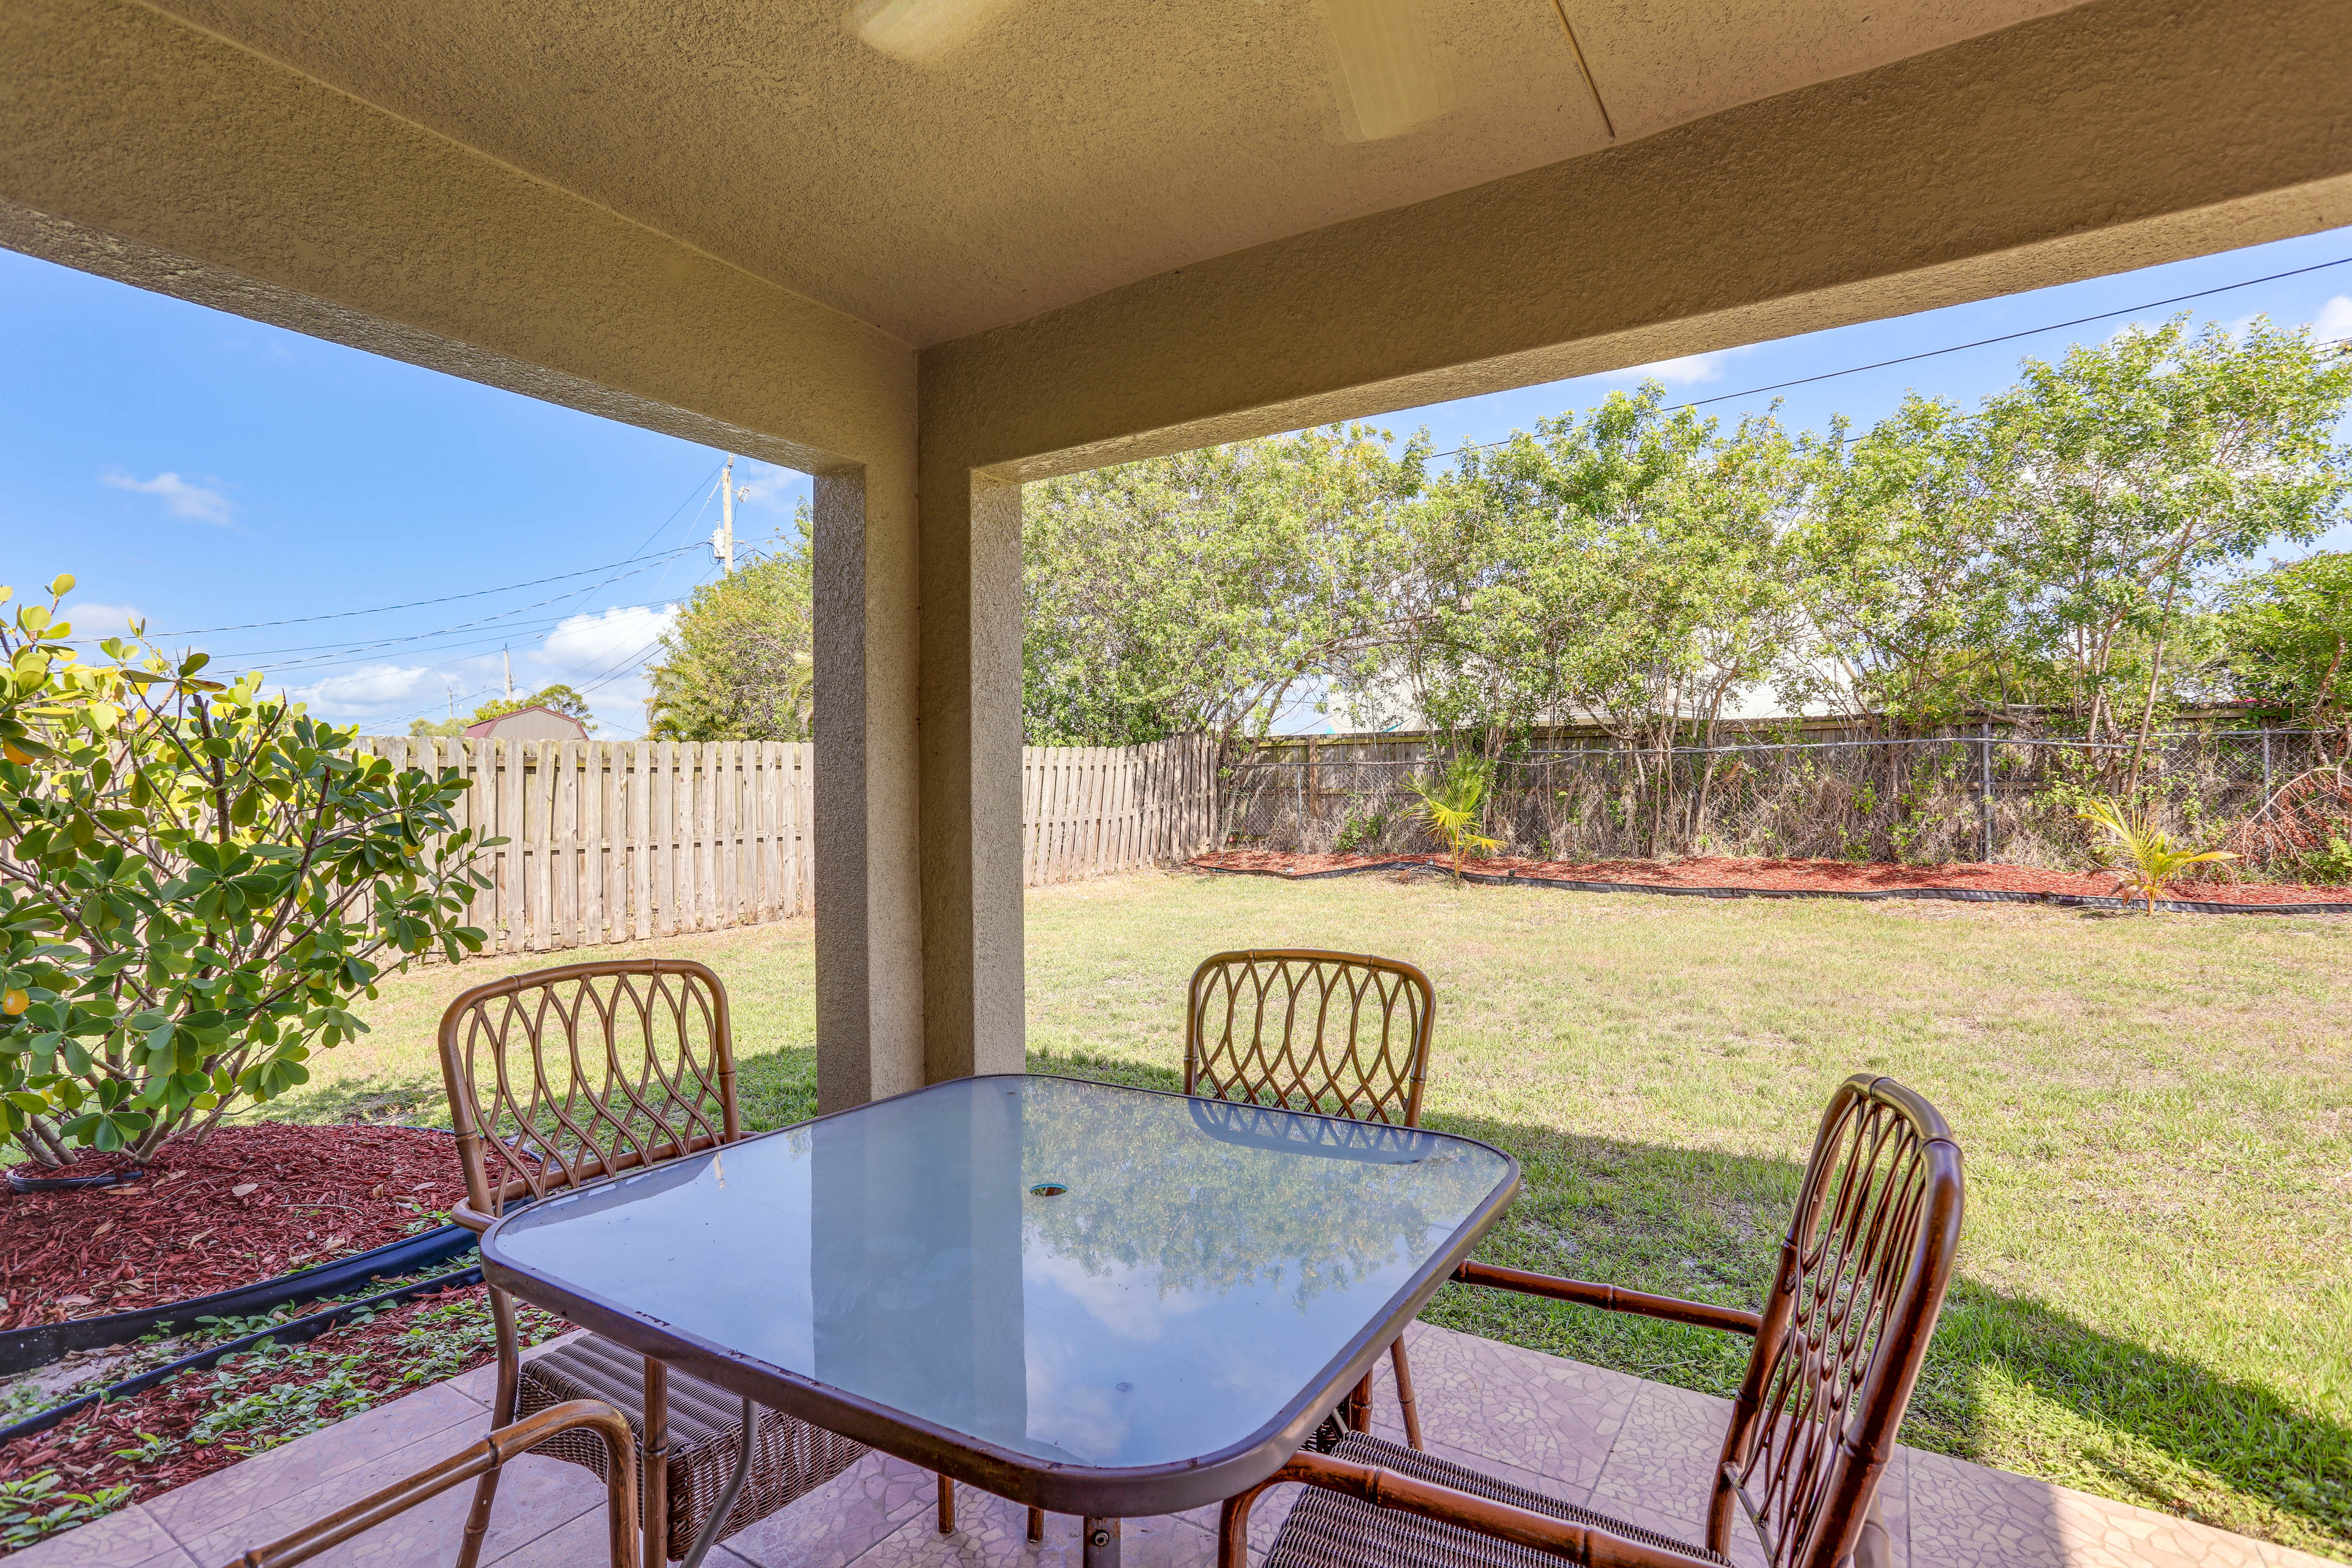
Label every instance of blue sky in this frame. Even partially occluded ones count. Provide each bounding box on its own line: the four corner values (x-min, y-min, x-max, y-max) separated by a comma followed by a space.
4, 225, 2349, 737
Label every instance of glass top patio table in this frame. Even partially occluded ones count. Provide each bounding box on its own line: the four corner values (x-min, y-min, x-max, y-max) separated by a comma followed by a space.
480, 1073, 1518, 1517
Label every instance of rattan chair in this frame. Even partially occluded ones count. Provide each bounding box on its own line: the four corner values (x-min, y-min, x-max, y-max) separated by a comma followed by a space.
1186, 949, 1438, 1449
1216, 1074, 1964, 1568
224, 1400, 639, 1568
437, 959, 867, 1568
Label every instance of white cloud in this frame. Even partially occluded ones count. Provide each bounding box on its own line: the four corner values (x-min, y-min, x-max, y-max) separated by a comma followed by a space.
100, 467, 233, 525
280, 664, 440, 712
533, 604, 674, 671
2315, 295, 2352, 344
61, 601, 145, 642
264, 601, 684, 739
733, 459, 809, 516
1613, 344, 1754, 388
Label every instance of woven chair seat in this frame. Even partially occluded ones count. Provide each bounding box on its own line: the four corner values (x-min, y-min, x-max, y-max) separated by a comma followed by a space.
516, 1333, 867, 1555
1265, 1434, 1729, 1568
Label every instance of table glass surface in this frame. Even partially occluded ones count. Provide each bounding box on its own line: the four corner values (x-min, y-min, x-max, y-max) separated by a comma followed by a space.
487, 1076, 1513, 1472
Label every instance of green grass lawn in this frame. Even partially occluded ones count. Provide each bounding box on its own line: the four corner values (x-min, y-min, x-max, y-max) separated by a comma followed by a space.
268, 870, 2352, 1561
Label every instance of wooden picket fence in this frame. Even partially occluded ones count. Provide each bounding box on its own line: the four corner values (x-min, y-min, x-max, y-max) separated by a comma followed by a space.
1020, 734, 1219, 886
364, 733, 1215, 957
364, 737, 813, 957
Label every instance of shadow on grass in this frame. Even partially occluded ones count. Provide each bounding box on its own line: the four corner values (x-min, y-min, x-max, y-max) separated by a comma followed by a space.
1030, 1050, 2350, 1556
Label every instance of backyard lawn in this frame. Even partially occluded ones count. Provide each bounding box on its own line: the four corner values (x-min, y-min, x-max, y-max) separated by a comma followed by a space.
265, 869, 2351, 1562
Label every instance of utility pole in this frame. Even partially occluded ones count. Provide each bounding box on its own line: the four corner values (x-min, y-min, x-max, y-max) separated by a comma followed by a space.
503, 647, 515, 701
711, 455, 738, 575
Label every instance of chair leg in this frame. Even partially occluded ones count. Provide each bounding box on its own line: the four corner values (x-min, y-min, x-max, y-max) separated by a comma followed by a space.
644, 1359, 671, 1568
1390, 1337, 1424, 1451
1218, 1480, 1275, 1568
1345, 1372, 1373, 1433
937, 1474, 956, 1535
1028, 1506, 1046, 1542
454, 1287, 526, 1568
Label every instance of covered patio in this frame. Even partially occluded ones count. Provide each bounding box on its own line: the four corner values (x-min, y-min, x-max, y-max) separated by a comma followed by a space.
4, 1, 2350, 1566
17, 1321, 2331, 1568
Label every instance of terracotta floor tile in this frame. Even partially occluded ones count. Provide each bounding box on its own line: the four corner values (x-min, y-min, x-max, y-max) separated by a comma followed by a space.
175, 1445, 603, 1566
3, 1499, 194, 1568
2040, 1482, 2278, 1568
1584, 1379, 1731, 1534
1369, 1322, 1638, 1493
140, 1381, 484, 1545
718, 1449, 937, 1568
849, 1489, 1215, 1568
17, 1330, 2322, 1568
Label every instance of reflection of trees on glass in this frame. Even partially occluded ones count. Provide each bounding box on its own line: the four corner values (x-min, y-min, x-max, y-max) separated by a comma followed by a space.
1017, 1082, 1502, 1308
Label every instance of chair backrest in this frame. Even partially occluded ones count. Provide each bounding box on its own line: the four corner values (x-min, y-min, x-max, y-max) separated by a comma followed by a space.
437, 958, 739, 1227
1710, 1074, 1964, 1568
1185, 950, 1436, 1127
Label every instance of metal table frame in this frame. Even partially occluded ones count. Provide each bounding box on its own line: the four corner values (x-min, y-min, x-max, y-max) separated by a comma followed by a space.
480, 1074, 1520, 1565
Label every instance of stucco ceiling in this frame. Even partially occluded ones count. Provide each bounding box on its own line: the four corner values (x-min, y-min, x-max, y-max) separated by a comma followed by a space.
149, 0, 2087, 347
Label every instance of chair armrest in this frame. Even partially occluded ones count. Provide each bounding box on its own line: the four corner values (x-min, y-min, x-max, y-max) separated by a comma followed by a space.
1452, 1261, 1760, 1337
1271, 1449, 1716, 1568
221, 1399, 638, 1568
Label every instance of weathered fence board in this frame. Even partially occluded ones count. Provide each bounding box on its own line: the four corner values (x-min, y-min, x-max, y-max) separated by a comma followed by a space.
363, 733, 1217, 956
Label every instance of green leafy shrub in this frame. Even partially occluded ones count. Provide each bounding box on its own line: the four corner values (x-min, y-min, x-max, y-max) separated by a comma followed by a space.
2304, 834, 2352, 886
0, 577, 495, 1166
0, 1472, 132, 1549
1332, 808, 1387, 854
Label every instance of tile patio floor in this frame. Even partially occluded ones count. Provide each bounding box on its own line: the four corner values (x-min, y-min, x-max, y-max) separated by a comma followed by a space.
13, 1321, 2331, 1568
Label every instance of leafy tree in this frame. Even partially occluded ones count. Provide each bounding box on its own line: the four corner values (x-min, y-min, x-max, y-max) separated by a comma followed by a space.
1023, 426, 1425, 749
643, 520, 815, 742
0, 579, 491, 1166
1783, 396, 2014, 727
1973, 315, 2352, 784
2217, 551, 2352, 736
1404, 389, 1804, 850
409, 684, 595, 737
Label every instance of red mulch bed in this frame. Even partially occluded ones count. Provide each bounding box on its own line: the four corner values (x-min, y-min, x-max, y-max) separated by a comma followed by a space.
0, 1281, 560, 1518
1190, 850, 2352, 908
1, 1125, 468, 1332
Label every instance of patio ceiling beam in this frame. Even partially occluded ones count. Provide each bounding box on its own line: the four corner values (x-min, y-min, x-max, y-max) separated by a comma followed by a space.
921, 0, 2352, 483
907, 0, 2352, 1079
0, 0, 930, 1111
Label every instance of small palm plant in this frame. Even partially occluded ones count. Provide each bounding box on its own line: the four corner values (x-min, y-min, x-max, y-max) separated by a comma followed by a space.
2076, 797, 2236, 914
1406, 754, 1501, 884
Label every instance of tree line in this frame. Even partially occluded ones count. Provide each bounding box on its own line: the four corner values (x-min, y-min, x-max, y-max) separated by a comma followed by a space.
644, 315, 2352, 779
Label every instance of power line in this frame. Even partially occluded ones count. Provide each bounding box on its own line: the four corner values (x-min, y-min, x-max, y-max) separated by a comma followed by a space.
121, 538, 706, 641
1426, 252, 2352, 463
89, 462, 725, 646
206, 547, 700, 666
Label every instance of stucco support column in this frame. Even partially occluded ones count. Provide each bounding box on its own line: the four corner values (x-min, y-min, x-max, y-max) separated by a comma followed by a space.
918, 471, 1027, 1082
814, 463, 925, 1110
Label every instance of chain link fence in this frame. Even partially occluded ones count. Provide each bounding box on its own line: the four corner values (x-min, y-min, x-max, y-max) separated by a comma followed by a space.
1219, 727, 2337, 875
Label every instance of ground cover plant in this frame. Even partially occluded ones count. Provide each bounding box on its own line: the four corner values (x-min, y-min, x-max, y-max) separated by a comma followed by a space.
0, 1281, 564, 1550
113, 872, 2352, 1562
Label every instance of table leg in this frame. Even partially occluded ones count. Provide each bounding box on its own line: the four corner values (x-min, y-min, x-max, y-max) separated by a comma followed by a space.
1082, 1517, 1121, 1568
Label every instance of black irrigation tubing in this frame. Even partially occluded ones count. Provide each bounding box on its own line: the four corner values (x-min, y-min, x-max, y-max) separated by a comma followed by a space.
1191, 857, 2352, 916
0, 1224, 479, 1378
0, 1264, 486, 1447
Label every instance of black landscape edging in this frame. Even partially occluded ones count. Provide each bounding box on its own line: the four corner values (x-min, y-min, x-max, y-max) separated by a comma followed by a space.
0, 1224, 477, 1378
0, 1264, 485, 1447
1190, 858, 2352, 916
